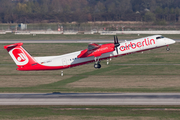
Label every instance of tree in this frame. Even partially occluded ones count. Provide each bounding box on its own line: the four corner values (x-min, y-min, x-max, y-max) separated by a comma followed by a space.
16, 3, 28, 14
1, 0, 180, 23
144, 11, 156, 22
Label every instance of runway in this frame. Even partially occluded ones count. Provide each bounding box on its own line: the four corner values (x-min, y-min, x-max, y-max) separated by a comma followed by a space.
1, 93, 180, 105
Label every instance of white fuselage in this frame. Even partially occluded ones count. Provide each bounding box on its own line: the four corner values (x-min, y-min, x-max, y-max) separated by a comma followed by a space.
34, 35, 176, 68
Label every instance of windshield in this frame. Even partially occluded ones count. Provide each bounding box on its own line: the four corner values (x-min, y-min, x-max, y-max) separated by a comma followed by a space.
156, 36, 164, 39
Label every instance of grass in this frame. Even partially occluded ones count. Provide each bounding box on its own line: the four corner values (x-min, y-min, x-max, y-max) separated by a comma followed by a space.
69, 75, 180, 89
0, 106, 180, 119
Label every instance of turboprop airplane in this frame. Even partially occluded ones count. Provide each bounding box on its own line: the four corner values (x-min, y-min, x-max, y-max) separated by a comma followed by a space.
4, 35, 176, 71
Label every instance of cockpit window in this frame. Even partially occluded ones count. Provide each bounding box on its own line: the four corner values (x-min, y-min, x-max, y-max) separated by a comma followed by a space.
156, 36, 164, 39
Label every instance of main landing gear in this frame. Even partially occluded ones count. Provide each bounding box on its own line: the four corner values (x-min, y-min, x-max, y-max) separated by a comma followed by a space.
166, 45, 170, 51
94, 57, 101, 69
94, 62, 101, 69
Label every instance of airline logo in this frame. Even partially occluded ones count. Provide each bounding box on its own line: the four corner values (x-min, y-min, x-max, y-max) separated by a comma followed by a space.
9, 48, 29, 65
120, 38, 156, 51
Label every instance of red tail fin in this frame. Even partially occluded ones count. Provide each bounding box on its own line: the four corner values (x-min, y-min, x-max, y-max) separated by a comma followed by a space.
4, 43, 37, 71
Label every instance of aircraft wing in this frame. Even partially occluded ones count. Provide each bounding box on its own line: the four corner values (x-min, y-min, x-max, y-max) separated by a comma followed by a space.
87, 43, 101, 50
78, 43, 114, 58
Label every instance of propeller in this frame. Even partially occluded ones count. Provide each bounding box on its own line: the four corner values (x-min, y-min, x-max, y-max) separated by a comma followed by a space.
114, 36, 120, 54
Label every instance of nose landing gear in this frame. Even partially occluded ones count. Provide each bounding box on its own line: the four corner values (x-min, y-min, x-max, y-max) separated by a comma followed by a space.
166, 45, 170, 51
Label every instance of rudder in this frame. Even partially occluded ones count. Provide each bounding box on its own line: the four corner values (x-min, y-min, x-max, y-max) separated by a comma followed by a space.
4, 43, 37, 70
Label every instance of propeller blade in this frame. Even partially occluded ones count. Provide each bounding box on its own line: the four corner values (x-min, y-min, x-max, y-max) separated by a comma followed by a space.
114, 36, 116, 44
114, 37, 120, 47
113, 36, 120, 54
116, 36, 118, 43
115, 47, 118, 54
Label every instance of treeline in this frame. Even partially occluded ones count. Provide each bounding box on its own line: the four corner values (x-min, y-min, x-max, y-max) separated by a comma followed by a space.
1, 0, 180, 24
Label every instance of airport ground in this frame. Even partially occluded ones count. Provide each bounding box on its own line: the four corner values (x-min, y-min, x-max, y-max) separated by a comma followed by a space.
1, 35, 180, 119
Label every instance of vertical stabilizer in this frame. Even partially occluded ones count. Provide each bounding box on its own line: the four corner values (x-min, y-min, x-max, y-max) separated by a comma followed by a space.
4, 43, 37, 70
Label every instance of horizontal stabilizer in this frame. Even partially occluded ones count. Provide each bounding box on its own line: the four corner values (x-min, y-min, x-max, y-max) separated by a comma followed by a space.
4, 43, 23, 51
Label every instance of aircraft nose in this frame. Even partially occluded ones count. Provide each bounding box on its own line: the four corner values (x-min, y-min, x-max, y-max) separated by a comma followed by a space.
166, 38, 176, 44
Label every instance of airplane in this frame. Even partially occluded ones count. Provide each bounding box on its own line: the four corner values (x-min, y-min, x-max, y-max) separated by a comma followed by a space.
4, 35, 176, 71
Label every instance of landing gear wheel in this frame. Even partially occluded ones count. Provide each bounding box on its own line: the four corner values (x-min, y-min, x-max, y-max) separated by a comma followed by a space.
98, 64, 101, 69
166, 47, 170, 51
94, 63, 101, 69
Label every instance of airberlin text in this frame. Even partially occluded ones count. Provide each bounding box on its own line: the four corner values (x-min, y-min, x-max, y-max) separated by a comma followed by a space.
120, 38, 155, 51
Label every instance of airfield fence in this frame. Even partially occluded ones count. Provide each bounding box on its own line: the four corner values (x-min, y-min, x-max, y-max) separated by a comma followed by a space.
1, 24, 180, 35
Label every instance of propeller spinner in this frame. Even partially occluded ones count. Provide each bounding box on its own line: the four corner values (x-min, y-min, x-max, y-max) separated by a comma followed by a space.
114, 36, 120, 54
